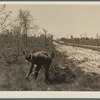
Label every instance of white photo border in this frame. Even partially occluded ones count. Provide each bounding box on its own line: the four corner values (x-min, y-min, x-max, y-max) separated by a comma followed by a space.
0, 1, 100, 98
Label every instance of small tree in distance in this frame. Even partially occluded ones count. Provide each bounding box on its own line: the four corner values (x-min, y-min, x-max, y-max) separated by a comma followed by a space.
42, 28, 48, 48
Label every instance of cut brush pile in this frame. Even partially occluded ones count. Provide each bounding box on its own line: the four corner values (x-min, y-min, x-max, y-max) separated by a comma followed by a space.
49, 51, 76, 84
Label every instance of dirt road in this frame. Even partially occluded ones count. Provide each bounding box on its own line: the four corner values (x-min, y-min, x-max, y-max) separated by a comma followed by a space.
54, 41, 100, 74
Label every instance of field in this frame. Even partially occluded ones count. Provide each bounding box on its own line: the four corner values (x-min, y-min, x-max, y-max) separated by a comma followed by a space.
54, 41, 100, 91
0, 34, 100, 91
0, 35, 72, 91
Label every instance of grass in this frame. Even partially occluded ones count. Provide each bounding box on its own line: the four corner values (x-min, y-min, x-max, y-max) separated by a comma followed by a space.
0, 48, 100, 91
0, 36, 100, 91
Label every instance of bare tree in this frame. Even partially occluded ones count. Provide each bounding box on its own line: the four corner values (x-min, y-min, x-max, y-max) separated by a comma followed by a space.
96, 33, 99, 51
0, 5, 12, 32
80, 34, 82, 47
17, 9, 34, 49
11, 25, 21, 55
42, 28, 48, 48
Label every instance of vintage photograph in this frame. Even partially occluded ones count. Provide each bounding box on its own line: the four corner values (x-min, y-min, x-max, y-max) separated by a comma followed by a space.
0, 2, 100, 91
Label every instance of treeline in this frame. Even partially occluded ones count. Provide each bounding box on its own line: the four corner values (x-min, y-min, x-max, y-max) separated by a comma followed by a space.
0, 31, 54, 55
60, 37, 100, 47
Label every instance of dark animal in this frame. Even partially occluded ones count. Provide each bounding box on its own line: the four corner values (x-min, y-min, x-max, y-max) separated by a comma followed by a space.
23, 50, 55, 83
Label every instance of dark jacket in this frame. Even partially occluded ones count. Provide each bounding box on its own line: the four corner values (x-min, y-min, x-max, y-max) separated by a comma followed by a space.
26, 51, 52, 66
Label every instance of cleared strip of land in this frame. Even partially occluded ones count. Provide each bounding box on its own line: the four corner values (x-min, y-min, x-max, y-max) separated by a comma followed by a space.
54, 41, 100, 74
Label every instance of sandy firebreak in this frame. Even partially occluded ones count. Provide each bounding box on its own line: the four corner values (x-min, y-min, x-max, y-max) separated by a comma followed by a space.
54, 41, 100, 74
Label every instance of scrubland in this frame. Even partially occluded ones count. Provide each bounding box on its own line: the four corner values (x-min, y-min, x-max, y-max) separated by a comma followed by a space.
0, 35, 100, 91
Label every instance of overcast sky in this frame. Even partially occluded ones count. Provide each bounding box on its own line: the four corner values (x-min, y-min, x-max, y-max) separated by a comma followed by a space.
5, 4, 100, 39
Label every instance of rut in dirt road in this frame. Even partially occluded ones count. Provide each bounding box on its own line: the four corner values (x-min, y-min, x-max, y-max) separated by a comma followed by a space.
54, 41, 100, 74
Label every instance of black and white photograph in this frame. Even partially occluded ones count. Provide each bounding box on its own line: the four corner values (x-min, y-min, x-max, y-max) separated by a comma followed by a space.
0, 1, 100, 93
